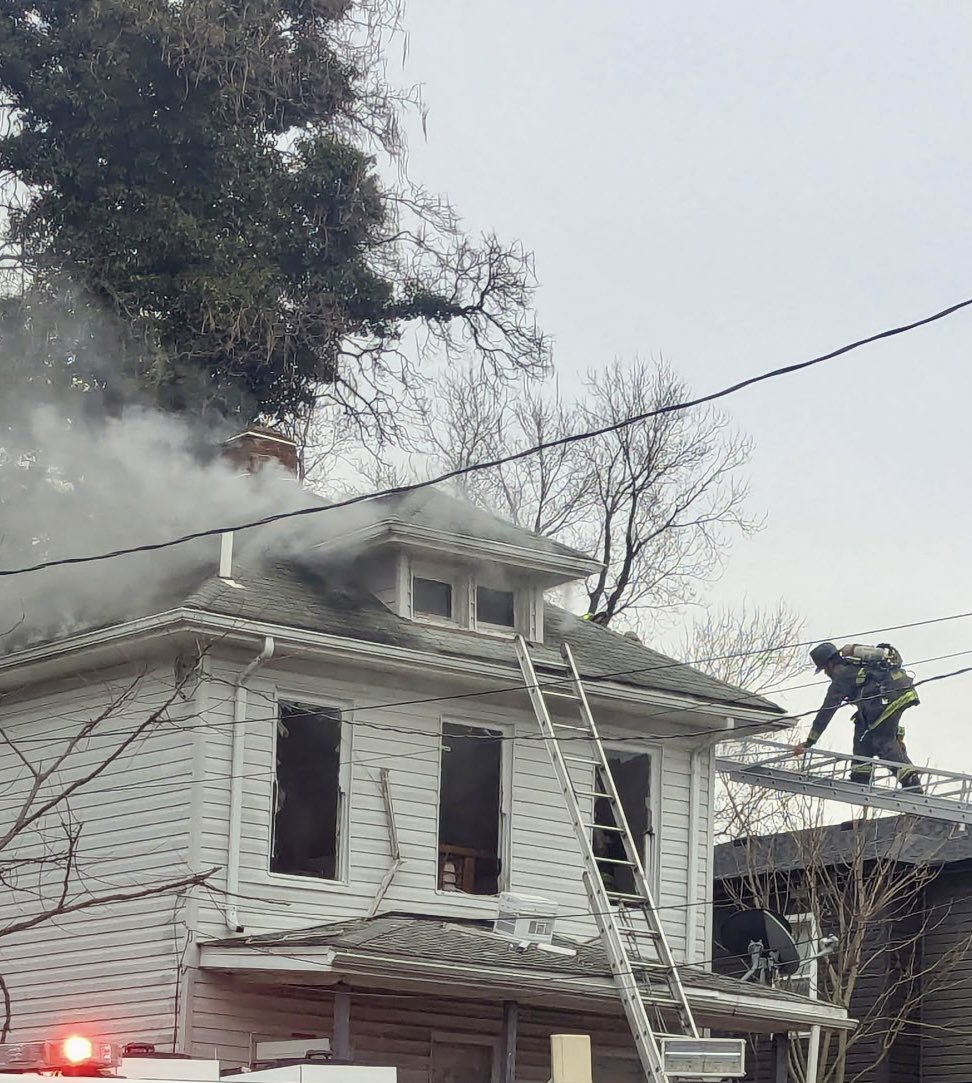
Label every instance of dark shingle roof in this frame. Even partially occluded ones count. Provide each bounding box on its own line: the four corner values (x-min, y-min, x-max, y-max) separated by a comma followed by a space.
183, 558, 780, 711
204, 912, 817, 1009
3, 481, 781, 713
714, 815, 972, 879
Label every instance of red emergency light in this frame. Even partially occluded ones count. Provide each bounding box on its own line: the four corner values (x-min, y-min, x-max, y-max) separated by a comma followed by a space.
62, 1037, 95, 1066
0, 1035, 116, 1073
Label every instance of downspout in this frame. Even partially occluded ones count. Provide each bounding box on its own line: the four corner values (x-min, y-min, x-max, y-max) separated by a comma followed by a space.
226, 636, 275, 931
687, 746, 703, 963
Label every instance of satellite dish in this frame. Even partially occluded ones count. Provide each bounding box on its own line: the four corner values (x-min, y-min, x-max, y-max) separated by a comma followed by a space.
720, 908, 802, 983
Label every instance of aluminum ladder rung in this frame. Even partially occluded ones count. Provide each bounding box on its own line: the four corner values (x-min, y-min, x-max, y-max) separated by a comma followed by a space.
716, 737, 972, 828
515, 633, 699, 1083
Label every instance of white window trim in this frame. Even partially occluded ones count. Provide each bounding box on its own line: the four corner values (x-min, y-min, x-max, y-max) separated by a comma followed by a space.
474, 583, 518, 635
597, 740, 661, 893
268, 690, 354, 888
436, 715, 514, 898
430, 1032, 501, 1083
410, 561, 465, 627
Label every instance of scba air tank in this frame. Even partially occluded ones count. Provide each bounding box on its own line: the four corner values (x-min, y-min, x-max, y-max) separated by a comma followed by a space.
840, 643, 893, 666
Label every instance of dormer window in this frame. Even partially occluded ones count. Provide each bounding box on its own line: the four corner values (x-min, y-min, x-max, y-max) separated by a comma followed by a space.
413, 576, 454, 620
476, 585, 515, 628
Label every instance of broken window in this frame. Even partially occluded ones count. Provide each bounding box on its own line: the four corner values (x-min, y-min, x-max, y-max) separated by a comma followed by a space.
438, 722, 504, 895
271, 701, 344, 880
593, 751, 653, 897
476, 585, 515, 627
414, 576, 453, 619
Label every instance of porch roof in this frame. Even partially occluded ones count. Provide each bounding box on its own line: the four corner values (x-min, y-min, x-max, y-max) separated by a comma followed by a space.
199, 912, 853, 1036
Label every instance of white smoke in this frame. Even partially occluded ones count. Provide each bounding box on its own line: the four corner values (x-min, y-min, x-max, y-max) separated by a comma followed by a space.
0, 402, 345, 652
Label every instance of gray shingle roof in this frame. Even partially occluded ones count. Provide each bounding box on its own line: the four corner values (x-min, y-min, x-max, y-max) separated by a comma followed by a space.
203, 911, 818, 1009
2, 479, 781, 713
336, 488, 595, 565
183, 557, 780, 711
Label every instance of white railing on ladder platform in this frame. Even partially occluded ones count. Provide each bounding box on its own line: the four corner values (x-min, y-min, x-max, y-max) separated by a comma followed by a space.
716, 738, 972, 827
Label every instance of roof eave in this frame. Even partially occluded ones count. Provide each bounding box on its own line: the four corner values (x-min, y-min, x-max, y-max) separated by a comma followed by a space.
197, 944, 853, 1033
313, 521, 602, 584
0, 609, 784, 731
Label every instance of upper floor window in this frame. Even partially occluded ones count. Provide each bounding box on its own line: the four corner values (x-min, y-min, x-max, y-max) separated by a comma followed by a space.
593, 750, 654, 897
438, 721, 508, 896
413, 576, 454, 619
476, 585, 515, 628
271, 700, 349, 881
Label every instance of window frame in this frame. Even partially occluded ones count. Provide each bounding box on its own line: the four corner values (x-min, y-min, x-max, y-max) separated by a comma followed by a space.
435, 716, 514, 898
474, 583, 517, 632
412, 575, 456, 622
410, 561, 465, 627
268, 692, 354, 887
595, 740, 661, 894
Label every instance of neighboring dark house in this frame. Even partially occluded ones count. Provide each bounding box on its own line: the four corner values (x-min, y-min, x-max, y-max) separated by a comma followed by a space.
713, 814, 972, 1083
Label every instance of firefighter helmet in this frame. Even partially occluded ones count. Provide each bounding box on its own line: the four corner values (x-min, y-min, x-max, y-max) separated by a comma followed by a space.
810, 641, 840, 673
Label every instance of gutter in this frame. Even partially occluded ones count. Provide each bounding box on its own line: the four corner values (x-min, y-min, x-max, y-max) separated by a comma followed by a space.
0, 609, 784, 727
197, 944, 853, 1032
225, 635, 275, 931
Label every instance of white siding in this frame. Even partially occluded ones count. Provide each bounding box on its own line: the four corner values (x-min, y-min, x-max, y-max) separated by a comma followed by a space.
0, 664, 196, 1046
195, 654, 708, 961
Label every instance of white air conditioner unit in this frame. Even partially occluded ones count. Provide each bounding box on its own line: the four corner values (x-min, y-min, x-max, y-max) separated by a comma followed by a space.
659, 1037, 746, 1079
494, 892, 558, 944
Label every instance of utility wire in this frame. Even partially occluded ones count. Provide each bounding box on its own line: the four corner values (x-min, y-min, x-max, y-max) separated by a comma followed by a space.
2, 294, 971, 580
10, 602, 969, 753
8, 636, 971, 754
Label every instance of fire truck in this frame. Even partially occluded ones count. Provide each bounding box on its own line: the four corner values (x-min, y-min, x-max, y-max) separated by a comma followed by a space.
0, 1037, 394, 1082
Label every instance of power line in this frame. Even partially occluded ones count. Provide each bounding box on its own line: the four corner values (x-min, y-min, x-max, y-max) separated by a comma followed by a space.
8, 631, 971, 754
10, 601, 964, 753
2, 294, 971, 580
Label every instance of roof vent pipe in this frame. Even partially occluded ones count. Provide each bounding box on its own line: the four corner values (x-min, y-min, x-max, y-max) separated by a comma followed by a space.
219, 532, 234, 580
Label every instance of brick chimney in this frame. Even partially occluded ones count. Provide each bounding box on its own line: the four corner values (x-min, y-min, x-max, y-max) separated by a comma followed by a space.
222, 426, 301, 479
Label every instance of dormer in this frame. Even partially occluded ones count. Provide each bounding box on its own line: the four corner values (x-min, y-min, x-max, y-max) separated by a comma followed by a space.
314, 488, 601, 644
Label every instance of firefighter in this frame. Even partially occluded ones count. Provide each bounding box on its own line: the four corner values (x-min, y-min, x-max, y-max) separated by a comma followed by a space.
794, 641, 923, 793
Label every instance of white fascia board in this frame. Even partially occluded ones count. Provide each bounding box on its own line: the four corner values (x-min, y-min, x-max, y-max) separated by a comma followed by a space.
198, 945, 851, 1032
0, 608, 783, 731
199, 945, 336, 973
183, 610, 782, 729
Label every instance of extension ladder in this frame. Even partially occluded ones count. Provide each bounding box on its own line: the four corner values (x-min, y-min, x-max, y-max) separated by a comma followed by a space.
716, 738, 972, 827
516, 636, 708, 1083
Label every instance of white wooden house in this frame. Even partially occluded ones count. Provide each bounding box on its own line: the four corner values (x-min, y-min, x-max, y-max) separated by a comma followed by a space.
0, 432, 850, 1082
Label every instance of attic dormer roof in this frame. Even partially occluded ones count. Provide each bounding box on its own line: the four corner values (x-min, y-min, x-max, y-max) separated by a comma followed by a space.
314, 486, 602, 586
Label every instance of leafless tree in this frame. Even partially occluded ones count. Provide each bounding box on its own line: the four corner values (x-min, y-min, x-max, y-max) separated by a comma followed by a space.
680, 599, 806, 696
376, 357, 761, 627
0, 646, 215, 1040
681, 600, 808, 843
720, 802, 972, 1083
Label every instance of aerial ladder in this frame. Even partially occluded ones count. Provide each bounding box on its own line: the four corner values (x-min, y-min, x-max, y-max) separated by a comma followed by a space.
515, 636, 746, 1083
716, 737, 972, 827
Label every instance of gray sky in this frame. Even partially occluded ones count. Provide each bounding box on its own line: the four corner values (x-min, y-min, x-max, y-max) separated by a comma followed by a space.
396, 1, 972, 772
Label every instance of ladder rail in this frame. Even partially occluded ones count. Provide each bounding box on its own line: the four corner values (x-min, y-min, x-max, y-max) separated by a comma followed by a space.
514, 636, 698, 1083
562, 644, 699, 1033
717, 737, 972, 827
